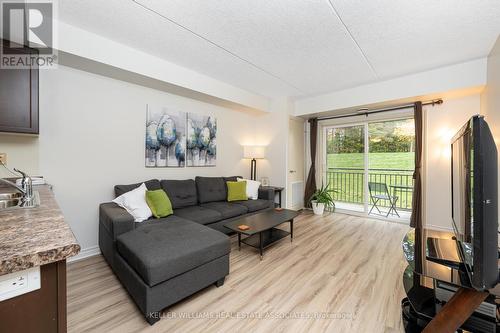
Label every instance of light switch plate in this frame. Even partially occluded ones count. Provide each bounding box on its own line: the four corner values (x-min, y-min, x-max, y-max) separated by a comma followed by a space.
0, 153, 6, 164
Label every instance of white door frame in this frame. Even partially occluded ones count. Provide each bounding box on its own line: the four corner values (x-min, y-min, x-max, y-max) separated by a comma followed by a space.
288, 116, 306, 210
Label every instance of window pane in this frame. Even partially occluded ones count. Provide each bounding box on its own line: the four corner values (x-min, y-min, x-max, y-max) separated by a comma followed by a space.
326, 126, 364, 168
325, 125, 365, 212
368, 119, 415, 169
368, 118, 415, 219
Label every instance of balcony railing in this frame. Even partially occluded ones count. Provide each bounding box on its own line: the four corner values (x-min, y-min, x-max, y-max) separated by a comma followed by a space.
326, 168, 414, 210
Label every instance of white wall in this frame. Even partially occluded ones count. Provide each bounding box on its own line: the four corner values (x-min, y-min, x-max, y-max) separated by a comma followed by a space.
481, 36, 500, 220
0, 135, 39, 178
253, 97, 290, 204
424, 94, 482, 231
0, 65, 286, 258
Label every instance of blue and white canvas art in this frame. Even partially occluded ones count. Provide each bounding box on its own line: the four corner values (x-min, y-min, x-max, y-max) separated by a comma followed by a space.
187, 113, 217, 167
145, 106, 186, 167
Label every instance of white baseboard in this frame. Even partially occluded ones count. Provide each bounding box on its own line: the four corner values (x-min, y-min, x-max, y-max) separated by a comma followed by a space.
68, 245, 101, 263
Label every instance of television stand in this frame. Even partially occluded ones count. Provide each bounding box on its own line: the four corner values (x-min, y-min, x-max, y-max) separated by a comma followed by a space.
401, 228, 500, 333
425, 237, 465, 270
423, 287, 488, 332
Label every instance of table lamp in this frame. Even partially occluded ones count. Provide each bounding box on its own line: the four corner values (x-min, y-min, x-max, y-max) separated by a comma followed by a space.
243, 146, 265, 180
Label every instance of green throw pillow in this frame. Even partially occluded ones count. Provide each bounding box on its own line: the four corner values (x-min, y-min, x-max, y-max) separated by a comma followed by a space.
146, 189, 173, 218
227, 181, 248, 202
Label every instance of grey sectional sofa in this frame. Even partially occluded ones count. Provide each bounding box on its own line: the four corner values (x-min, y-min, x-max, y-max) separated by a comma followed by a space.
98, 176, 274, 325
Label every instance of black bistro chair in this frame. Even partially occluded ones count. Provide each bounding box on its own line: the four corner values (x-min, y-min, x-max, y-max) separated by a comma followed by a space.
368, 182, 400, 218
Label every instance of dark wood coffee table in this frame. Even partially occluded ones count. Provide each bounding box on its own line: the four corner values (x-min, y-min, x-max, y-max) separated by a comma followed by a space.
224, 209, 299, 259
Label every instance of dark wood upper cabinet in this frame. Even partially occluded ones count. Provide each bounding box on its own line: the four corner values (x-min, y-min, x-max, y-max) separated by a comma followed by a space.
0, 39, 39, 134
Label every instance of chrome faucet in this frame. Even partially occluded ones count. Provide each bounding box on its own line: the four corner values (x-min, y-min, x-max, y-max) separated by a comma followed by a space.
0, 168, 33, 201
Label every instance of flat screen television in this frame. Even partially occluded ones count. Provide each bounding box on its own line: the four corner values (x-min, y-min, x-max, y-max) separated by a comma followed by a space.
451, 115, 498, 291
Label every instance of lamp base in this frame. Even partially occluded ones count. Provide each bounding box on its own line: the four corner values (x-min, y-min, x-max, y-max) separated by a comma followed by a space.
250, 159, 257, 181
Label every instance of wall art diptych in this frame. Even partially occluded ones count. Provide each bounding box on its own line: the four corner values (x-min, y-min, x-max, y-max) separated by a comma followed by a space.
145, 106, 186, 167
187, 113, 217, 167
145, 105, 217, 168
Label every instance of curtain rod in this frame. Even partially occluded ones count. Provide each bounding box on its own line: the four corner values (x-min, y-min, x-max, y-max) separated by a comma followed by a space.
316, 99, 443, 121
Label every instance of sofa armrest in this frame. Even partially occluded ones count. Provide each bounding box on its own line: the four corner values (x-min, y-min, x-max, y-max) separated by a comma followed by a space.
258, 187, 275, 202
99, 202, 134, 239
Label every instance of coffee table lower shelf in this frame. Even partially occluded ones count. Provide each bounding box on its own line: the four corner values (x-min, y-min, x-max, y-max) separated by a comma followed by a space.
239, 228, 291, 259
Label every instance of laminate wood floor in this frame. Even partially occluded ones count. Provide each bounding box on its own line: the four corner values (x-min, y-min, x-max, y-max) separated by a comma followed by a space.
67, 212, 410, 333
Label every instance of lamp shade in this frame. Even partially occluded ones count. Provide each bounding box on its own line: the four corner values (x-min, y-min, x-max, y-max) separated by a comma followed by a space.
243, 145, 266, 159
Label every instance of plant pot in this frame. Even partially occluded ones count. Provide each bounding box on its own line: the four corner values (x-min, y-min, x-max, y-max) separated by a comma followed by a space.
311, 201, 325, 215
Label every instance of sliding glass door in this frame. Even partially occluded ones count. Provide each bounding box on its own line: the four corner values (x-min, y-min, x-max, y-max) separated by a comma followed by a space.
323, 117, 415, 221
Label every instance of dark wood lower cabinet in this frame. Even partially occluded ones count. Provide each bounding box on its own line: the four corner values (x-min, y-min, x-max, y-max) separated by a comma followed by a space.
0, 260, 67, 333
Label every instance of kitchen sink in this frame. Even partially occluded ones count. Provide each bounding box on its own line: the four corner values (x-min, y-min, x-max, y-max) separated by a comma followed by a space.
0, 192, 23, 200
0, 198, 20, 209
0, 191, 40, 211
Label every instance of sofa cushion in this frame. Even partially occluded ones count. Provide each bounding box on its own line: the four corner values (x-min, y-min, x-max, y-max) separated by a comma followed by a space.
133, 215, 181, 229
238, 178, 261, 200
224, 176, 240, 182
196, 177, 227, 203
161, 179, 198, 209
233, 199, 272, 212
116, 216, 230, 287
112, 183, 152, 222
173, 206, 222, 225
114, 179, 161, 197
200, 202, 248, 218
227, 181, 248, 202
146, 189, 173, 218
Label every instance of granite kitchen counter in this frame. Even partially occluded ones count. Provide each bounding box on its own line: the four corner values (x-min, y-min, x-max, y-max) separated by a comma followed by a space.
0, 184, 80, 275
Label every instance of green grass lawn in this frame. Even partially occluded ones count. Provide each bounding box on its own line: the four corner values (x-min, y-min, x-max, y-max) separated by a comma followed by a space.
327, 152, 414, 170
326, 152, 414, 209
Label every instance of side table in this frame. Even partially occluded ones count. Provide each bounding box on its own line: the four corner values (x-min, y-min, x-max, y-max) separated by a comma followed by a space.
260, 186, 284, 208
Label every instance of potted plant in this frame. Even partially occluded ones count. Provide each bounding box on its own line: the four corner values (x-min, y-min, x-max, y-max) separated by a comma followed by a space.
309, 183, 336, 215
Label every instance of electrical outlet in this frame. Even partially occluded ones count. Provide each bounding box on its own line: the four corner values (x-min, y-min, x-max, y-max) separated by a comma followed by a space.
0, 267, 40, 301
0, 153, 6, 164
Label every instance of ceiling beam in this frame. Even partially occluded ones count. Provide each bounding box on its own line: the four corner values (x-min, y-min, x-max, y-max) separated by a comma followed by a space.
294, 58, 487, 116
56, 20, 271, 112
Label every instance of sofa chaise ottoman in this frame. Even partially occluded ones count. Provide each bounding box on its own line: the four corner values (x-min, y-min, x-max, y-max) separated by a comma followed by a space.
98, 176, 275, 325
115, 217, 230, 324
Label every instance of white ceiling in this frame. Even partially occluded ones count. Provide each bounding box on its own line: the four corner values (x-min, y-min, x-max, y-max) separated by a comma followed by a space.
59, 0, 500, 99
